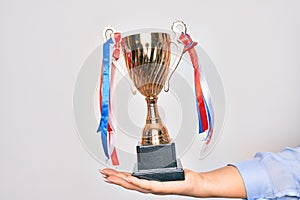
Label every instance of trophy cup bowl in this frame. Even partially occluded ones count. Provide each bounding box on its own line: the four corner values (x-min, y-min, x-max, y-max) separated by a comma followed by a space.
122, 32, 171, 146
121, 30, 185, 181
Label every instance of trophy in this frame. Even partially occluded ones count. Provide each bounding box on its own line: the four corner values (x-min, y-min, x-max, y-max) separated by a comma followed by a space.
98, 21, 214, 181
121, 24, 185, 182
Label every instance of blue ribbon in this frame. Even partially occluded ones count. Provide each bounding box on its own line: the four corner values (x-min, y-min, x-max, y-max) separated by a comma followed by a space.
97, 38, 114, 159
196, 94, 211, 134
196, 96, 203, 133
203, 96, 212, 140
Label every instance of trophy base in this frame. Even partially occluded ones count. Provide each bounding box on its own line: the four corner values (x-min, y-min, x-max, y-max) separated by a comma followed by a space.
136, 141, 178, 170
132, 141, 185, 182
132, 159, 185, 182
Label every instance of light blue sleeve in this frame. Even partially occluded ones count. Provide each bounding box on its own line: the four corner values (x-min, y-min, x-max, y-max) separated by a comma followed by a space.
231, 146, 300, 200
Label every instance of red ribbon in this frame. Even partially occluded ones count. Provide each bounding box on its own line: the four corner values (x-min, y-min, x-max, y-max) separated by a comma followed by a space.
179, 33, 208, 132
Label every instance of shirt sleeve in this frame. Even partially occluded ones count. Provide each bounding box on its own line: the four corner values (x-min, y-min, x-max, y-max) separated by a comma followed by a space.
231, 146, 300, 200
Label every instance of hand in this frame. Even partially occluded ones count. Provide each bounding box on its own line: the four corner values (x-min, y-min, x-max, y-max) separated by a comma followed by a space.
100, 168, 203, 197
100, 166, 246, 198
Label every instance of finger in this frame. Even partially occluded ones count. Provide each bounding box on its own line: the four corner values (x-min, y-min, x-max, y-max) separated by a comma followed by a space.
106, 175, 151, 194
127, 174, 192, 195
100, 169, 151, 193
100, 168, 131, 178
126, 176, 168, 194
100, 168, 117, 176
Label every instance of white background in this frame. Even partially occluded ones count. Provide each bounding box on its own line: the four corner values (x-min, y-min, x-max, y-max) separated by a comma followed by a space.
1, 0, 300, 200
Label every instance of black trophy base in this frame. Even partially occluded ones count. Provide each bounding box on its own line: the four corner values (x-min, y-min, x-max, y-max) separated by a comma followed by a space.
132, 141, 185, 182
132, 159, 185, 182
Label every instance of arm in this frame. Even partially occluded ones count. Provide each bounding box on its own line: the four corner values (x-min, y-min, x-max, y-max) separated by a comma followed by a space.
101, 146, 300, 199
100, 166, 246, 198
231, 146, 300, 199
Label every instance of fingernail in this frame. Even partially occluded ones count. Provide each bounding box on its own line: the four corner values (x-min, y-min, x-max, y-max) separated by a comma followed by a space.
103, 178, 112, 183
123, 177, 131, 183
99, 169, 104, 174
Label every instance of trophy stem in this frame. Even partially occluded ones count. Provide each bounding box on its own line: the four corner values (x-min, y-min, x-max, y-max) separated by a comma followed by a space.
145, 96, 161, 124
141, 96, 171, 146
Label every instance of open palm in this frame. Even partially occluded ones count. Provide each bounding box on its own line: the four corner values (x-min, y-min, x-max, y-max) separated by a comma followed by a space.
100, 168, 202, 196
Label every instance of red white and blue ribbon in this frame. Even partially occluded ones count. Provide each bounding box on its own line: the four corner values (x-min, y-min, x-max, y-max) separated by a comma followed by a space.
179, 33, 215, 144
201, 74, 215, 144
97, 33, 121, 166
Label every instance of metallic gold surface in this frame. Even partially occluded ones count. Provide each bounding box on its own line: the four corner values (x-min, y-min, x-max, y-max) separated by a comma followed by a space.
142, 96, 170, 145
121, 32, 171, 145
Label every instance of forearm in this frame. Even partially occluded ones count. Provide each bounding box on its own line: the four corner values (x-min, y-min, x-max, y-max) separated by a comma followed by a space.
187, 166, 246, 198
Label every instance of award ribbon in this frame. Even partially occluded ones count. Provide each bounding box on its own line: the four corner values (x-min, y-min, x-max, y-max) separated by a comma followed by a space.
179, 33, 215, 144
201, 75, 215, 144
97, 33, 121, 166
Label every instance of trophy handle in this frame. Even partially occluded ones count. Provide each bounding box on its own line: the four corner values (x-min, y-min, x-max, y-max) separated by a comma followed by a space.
164, 21, 187, 92
103, 26, 118, 41
103, 26, 137, 95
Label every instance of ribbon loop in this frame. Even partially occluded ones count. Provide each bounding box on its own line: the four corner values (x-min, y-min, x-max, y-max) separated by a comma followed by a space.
179, 33, 198, 53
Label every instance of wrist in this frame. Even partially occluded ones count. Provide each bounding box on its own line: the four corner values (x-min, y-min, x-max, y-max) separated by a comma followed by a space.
175, 170, 207, 197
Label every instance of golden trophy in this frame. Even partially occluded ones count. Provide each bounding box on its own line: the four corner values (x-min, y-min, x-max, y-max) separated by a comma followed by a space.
122, 22, 186, 181
102, 21, 191, 181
